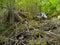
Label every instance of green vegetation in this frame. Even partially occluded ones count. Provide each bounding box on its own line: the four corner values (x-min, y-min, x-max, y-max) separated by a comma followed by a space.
0, 0, 60, 45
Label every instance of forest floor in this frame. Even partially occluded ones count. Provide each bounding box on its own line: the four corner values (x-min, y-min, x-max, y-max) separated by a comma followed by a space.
0, 11, 60, 45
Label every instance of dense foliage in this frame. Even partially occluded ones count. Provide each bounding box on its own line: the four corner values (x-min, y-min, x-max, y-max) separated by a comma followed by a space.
0, 0, 60, 45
